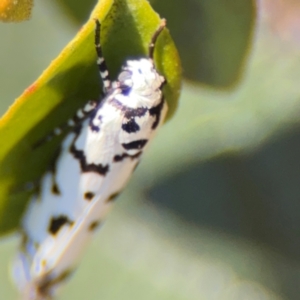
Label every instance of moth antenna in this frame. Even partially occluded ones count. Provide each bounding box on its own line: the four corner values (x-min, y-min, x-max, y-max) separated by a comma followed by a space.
94, 19, 112, 93
33, 101, 97, 149
148, 19, 166, 59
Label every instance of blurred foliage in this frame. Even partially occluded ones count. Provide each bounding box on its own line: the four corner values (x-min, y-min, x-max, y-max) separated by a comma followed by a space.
0, 0, 33, 22
150, 0, 255, 87
1, 0, 300, 300
55, 0, 96, 23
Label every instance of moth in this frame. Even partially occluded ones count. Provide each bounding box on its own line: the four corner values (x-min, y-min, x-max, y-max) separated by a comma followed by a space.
12, 18, 167, 300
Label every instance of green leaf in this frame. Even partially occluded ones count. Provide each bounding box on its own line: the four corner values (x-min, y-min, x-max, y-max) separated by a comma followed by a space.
151, 0, 254, 87
0, 0, 182, 235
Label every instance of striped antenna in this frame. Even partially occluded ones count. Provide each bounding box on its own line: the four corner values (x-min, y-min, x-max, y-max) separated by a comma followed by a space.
148, 19, 166, 59
94, 19, 111, 93
32, 101, 97, 149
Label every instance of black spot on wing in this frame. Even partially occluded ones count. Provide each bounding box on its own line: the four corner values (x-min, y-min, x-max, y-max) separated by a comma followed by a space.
110, 98, 148, 119
52, 182, 60, 195
122, 118, 140, 133
49, 146, 61, 196
125, 107, 148, 119
70, 125, 109, 176
122, 139, 148, 151
88, 220, 101, 231
149, 98, 164, 129
38, 269, 74, 297
48, 215, 74, 235
106, 192, 121, 202
113, 151, 142, 162
84, 192, 95, 201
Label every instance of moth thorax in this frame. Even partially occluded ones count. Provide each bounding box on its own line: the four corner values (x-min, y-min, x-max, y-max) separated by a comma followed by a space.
119, 58, 164, 95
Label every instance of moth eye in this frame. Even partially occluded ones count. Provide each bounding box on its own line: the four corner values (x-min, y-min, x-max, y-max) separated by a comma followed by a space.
118, 70, 132, 83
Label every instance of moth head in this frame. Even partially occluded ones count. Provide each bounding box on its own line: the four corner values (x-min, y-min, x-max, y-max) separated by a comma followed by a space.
118, 58, 165, 96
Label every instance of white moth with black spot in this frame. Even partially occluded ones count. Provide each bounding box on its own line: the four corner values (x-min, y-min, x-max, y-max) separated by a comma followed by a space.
12, 18, 167, 300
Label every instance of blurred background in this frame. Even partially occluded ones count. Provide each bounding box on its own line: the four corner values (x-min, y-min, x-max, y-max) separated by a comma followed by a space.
1, 0, 300, 299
